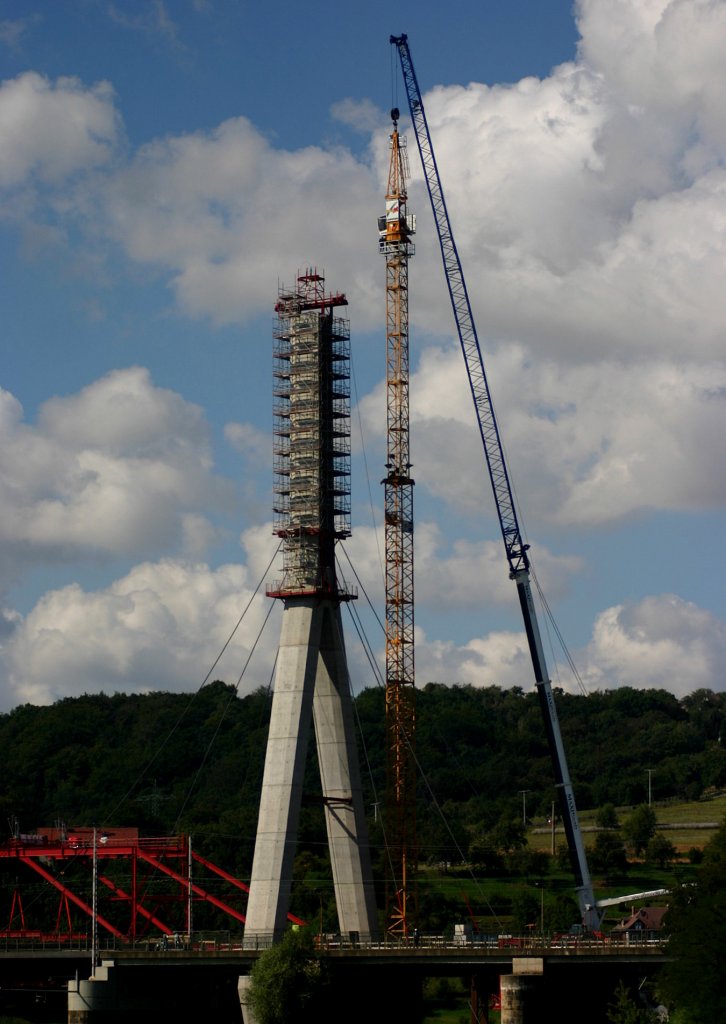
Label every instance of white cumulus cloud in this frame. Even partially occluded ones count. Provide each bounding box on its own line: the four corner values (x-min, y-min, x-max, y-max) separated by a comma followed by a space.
581, 593, 726, 696
0, 71, 118, 190
0, 558, 280, 709
0, 368, 232, 586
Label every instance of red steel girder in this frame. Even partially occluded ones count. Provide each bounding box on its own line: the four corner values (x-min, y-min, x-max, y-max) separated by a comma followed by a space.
19, 855, 123, 938
136, 849, 246, 925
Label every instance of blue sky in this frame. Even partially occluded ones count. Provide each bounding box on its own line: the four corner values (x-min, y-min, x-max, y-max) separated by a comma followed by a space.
1, 0, 725, 710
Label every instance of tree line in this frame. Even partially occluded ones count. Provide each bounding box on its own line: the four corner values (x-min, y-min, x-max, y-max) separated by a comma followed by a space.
0, 681, 724, 873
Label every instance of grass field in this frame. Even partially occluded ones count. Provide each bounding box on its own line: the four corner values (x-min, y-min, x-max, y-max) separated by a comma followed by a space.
528, 792, 726, 854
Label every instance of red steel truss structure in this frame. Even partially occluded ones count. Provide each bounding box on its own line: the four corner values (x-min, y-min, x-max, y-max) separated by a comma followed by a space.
0, 827, 303, 942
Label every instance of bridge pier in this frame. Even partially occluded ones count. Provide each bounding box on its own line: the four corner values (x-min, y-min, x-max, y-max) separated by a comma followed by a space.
500, 958, 544, 1024
238, 974, 254, 1024
68, 961, 119, 1023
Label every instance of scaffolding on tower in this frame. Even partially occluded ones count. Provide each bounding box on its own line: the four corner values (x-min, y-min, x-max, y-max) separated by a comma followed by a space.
268, 269, 354, 600
378, 110, 417, 936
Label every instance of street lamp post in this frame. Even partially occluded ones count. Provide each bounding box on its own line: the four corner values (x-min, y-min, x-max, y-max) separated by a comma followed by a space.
646, 769, 654, 806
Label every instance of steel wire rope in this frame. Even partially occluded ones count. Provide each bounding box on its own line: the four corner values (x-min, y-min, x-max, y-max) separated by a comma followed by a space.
350, 349, 385, 589
336, 552, 412, 906
396, 713, 504, 930
101, 542, 282, 829
172, 598, 278, 831
338, 544, 386, 636
531, 569, 589, 697
501, 435, 589, 699
337, 553, 501, 929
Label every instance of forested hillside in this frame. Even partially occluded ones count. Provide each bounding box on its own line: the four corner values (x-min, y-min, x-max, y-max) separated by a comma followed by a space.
1, 681, 724, 879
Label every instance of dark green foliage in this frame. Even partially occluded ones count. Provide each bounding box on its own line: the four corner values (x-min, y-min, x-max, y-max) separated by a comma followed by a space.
591, 830, 629, 875
0, 680, 723, 938
468, 834, 505, 874
623, 805, 658, 857
646, 832, 676, 868
606, 979, 658, 1023
247, 929, 329, 1024
509, 887, 540, 932
658, 819, 726, 1023
597, 803, 620, 829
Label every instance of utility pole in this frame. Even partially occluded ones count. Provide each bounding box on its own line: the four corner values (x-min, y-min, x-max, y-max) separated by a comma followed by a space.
518, 790, 530, 828
646, 769, 654, 806
91, 826, 98, 972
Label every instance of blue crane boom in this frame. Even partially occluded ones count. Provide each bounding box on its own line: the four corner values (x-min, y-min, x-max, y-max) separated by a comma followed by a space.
390, 33, 599, 929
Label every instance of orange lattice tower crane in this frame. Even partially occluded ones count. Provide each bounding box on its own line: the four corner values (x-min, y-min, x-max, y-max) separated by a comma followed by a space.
378, 108, 417, 937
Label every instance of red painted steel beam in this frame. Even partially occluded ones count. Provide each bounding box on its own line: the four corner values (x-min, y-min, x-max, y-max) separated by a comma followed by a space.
191, 850, 306, 928
137, 850, 247, 925
97, 873, 172, 935
19, 856, 124, 938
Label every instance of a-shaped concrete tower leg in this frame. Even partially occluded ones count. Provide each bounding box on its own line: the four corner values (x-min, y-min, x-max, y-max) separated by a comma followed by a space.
243, 599, 377, 946
313, 602, 378, 936
243, 599, 319, 945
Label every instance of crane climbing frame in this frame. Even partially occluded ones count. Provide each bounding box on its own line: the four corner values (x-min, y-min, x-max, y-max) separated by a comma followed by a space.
390, 33, 600, 930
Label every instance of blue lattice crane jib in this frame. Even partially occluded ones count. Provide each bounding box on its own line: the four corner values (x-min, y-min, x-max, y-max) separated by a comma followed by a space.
390, 33, 601, 930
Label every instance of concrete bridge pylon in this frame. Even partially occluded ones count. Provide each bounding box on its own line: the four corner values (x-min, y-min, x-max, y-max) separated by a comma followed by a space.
242, 271, 378, 951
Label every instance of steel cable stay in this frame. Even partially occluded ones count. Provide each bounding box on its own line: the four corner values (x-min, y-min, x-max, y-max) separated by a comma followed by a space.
101, 541, 282, 830
338, 550, 502, 930
349, 347, 386, 591
173, 598, 279, 831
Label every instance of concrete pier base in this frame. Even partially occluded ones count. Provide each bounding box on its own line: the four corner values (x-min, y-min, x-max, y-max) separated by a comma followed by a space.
500, 959, 544, 1024
238, 974, 255, 1024
67, 961, 118, 1023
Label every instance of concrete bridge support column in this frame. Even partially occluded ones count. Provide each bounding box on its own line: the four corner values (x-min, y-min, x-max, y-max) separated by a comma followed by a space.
500, 958, 543, 1024
67, 961, 117, 1023
238, 974, 255, 1024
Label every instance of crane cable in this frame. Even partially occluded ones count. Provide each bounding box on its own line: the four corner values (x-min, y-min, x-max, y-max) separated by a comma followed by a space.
505, 435, 589, 698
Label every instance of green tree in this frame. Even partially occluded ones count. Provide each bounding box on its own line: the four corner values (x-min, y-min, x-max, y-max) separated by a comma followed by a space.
658, 820, 726, 1023
623, 805, 657, 857
646, 832, 676, 869
468, 834, 505, 874
247, 930, 329, 1024
492, 815, 527, 855
591, 830, 629, 875
597, 803, 620, 829
606, 979, 657, 1023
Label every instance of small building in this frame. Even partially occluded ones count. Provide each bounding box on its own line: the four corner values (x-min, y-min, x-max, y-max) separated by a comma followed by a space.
611, 906, 669, 941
